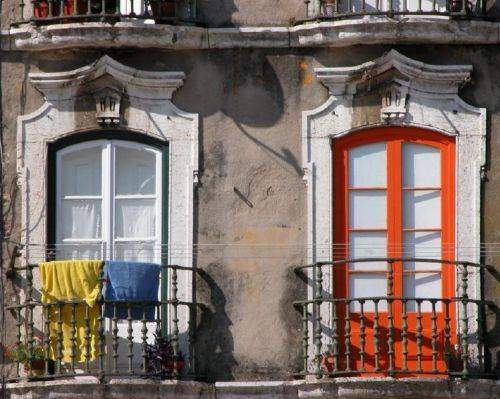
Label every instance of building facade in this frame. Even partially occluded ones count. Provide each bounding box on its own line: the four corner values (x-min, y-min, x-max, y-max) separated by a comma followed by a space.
0, 1, 499, 398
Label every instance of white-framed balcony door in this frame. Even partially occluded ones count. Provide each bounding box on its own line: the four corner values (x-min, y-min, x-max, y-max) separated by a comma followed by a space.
56, 139, 163, 372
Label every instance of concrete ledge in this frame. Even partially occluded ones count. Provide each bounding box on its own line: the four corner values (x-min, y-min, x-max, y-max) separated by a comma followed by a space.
4, 377, 500, 399
2, 18, 500, 51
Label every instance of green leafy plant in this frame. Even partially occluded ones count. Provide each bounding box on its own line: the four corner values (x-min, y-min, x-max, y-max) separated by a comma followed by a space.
6, 340, 45, 364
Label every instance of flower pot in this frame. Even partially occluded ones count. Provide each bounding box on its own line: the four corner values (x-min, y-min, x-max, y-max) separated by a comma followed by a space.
150, 1, 176, 19
24, 360, 45, 377
320, 355, 336, 373
34, 1, 50, 18
323, 1, 336, 17
34, 0, 88, 18
450, 0, 465, 12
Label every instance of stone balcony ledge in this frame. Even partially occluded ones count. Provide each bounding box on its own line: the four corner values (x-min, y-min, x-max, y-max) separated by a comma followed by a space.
4, 377, 500, 399
1, 17, 499, 51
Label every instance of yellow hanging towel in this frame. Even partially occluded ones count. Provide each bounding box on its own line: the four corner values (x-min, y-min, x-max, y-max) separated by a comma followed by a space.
40, 260, 104, 363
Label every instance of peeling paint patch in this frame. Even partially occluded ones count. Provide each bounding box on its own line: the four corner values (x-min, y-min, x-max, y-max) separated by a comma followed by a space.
299, 59, 313, 85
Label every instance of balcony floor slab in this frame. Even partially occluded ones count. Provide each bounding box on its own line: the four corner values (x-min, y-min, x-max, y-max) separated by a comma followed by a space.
2, 18, 500, 52
4, 377, 499, 399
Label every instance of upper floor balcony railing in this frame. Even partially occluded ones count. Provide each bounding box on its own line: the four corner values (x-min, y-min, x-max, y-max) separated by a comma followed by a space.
294, 258, 498, 379
15, 0, 196, 25
303, 0, 488, 21
4, 243, 202, 382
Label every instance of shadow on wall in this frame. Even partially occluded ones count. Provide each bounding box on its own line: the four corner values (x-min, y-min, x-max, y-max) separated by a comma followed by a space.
196, 266, 237, 381
484, 266, 500, 377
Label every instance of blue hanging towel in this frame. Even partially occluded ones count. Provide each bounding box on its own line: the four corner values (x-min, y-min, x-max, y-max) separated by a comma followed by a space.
104, 261, 161, 321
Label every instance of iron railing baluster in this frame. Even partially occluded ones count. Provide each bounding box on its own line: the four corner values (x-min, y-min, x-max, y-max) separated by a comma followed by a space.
56, 302, 64, 375
331, 297, 339, 373
44, 305, 51, 377
461, 264, 469, 378
359, 300, 366, 372
402, 299, 408, 372
127, 303, 134, 374
302, 304, 309, 375
416, 299, 423, 372
373, 299, 380, 372
84, 304, 91, 373
344, 299, 351, 372
141, 305, 148, 374
431, 300, 438, 373
112, 303, 119, 373
314, 264, 323, 378
172, 267, 180, 379
70, 303, 77, 373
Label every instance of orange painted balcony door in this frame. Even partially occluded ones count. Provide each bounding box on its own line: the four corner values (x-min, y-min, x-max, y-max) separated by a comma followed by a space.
332, 127, 456, 376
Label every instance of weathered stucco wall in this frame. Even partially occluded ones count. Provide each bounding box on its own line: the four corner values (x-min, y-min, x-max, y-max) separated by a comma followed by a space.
1, 45, 500, 381
197, 0, 305, 26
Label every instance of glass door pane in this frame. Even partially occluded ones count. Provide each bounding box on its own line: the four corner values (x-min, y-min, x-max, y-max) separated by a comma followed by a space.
111, 141, 162, 367
112, 142, 161, 258
348, 143, 388, 311
57, 143, 104, 259
402, 143, 442, 311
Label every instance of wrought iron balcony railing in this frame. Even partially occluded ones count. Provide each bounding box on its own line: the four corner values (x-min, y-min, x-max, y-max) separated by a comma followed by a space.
303, 0, 488, 21
15, 0, 196, 25
4, 243, 202, 382
294, 258, 497, 379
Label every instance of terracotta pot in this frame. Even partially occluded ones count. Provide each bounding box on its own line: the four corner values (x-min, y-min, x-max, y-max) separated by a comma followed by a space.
34, 0, 88, 18
23, 360, 45, 377
150, 1, 176, 19
450, 0, 465, 12
320, 355, 335, 373
171, 359, 185, 372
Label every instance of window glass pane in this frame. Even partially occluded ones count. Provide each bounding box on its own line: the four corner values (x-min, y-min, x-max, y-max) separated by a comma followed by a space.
61, 200, 101, 239
56, 243, 103, 260
115, 146, 156, 195
115, 199, 156, 239
349, 231, 387, 270
113, 242, 158, 263
61, 146, 102, 196
403, 190, 441, 229
403, 231, 441, 271
403, 143, 440, 188
349, 274, 387, 311
349, 190, 386, 229
404, 273, 442, 312
349, 142, 387, 188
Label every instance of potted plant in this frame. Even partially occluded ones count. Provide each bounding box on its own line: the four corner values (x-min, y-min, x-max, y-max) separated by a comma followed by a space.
34, 0, 88, 19
149, 0, 176, 20
446, 345, 464, 372
5, 339, 47, 377
322, 0, 336, 17
145, 334, 185, 379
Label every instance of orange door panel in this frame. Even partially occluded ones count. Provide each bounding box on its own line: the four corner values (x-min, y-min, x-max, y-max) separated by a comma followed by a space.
333, 127, 456, 376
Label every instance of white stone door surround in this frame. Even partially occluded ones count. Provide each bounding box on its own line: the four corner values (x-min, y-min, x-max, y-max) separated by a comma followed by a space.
17, 55, 199, 362
301, 49, 486, 369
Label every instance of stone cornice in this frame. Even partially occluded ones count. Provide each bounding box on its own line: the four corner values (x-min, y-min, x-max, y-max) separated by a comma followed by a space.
2, 17, 499, 51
